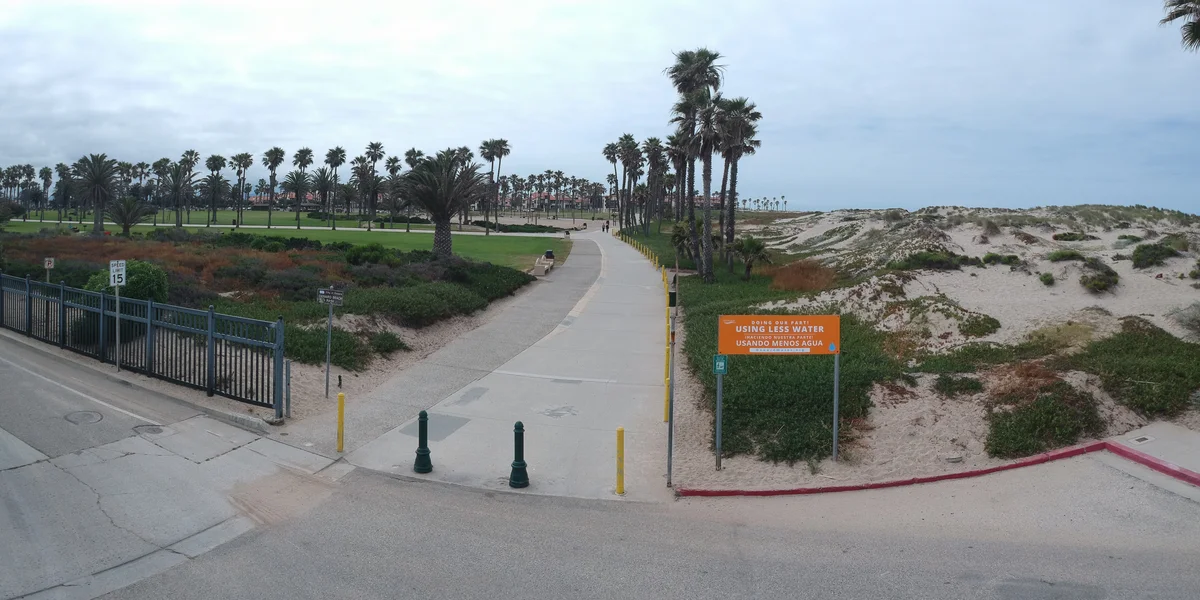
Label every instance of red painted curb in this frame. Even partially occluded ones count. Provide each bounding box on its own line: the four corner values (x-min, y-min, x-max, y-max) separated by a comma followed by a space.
1101, 441, 1200, 488
674, 440, 1200, 498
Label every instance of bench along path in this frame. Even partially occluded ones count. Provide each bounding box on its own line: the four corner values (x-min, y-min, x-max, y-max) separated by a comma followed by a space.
347, 231, 671, 501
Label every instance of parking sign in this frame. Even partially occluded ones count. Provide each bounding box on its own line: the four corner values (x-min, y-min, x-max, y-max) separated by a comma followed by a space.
109, 260, 126, 287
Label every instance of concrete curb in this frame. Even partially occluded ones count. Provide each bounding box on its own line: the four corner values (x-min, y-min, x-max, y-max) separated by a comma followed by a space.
675, 441, 1200, 497
0, 328, 271, 434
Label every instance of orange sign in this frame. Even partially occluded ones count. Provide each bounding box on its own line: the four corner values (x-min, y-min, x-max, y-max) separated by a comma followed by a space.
718, 315, 840, 355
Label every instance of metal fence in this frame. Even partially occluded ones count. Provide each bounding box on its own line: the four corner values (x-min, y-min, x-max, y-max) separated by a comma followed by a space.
0, 272, 285, 416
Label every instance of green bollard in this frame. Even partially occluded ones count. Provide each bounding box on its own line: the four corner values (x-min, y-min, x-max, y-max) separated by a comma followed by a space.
414, 411, 433, 473
508, 421, 529, 488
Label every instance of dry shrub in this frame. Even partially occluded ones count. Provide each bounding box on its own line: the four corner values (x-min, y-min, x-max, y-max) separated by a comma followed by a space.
767, 260, 837, 292
985, 361, 1060, 406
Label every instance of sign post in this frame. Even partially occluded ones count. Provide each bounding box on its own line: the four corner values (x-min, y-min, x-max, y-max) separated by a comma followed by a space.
717, 314, 843, 462
109, 260, 126, 371
44, 257, 55, 283
713, 354, 728, 470
317, 287, 345, 398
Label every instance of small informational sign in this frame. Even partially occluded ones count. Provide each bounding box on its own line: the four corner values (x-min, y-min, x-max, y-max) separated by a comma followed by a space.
713, 354, 728, 375
109, 260, 127, 287
44, 257, 55, 270
718, 315, 840, 355
317, 288, 344, 306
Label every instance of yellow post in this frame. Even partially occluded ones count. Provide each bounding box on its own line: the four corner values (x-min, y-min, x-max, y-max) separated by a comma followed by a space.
336, 392, 345, 452
616, 427, 625, 495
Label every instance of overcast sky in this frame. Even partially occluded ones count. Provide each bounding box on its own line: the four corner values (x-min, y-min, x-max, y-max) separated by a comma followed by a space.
2, 0, 1197, 212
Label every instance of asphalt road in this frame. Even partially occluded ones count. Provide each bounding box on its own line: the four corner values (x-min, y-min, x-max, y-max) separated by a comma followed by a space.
105, 457, 1200, 600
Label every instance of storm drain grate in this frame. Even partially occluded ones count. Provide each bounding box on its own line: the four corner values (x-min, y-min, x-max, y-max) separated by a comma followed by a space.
1128, 435, 1154, 445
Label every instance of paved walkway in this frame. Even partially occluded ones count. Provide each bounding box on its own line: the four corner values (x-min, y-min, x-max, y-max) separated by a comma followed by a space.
347, 231, 671, 501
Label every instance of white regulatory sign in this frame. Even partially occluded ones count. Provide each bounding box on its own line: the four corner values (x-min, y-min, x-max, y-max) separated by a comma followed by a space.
44, 257, 55, 270
109, 260, 127, 287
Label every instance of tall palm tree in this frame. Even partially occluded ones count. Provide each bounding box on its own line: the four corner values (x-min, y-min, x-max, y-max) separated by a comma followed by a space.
603, 143, 620, 216
262, 147, 285, 228
403, 148, 425, 232
230, 153, 253, 226
716, 96, 762, 268
200, 173, 230, 227
204, 155, 227, 225
312, 167, 334, 217
400, 149, 489, 258
1162, 1, 1200, 50
667, 48, 723, 280
254, 178, 269, 214
479, 140, 499, 234
71, 154, 118, 235
38, 166, 52, 220
281, 170, 311, 224
292, 147, 314, 227
179, 150, 200, 224
105, 196, 155, 236
384, 156, 403, 228
642, 138, 666, 234
53, 163, 71, 223
325, 146, 347, 229
364, 142, 385, 230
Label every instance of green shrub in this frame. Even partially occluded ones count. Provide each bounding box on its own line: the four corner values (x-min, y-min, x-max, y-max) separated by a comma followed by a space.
213, 258, 268, 285
1039, 272, 1055, 286
369, 331, 408, 356
83, 260, 168, 302
889, 250, 981, 271
1047, 250, 1084, 262
262, 268, 322, 302
343, 282, 487, 327
981, 220, 1002, 236
345, 243, 395, 266
1079, 258, 1119, 293
982, 253, 1020, 266
1131, 243, 1179, 269
1055, 317, 1200, 417
933, 374, 984, 397
1052, 232, 1098, 241
985, 381, 1103, 458
914, 340, 1056, 374
1117, 234, 1142, 243
1162, 233, 1190, 252
249, 236, 270, 250
262, 241, 286, 253
284, 325, 372, 371
959, 314, 1001, 337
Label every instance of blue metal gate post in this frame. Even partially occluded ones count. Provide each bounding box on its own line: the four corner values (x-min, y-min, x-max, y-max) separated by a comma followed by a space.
24, 276, 31, 335
273, 316, 285, 419
58, 281, 66, 348
146, 300, 155, 375
206, 305, 216, 397
1, 272, 6, 329
98, 290, 107, 363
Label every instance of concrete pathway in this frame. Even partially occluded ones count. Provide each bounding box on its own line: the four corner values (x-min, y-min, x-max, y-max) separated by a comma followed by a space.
0, 338, 348, 600
347, 231, 671, 501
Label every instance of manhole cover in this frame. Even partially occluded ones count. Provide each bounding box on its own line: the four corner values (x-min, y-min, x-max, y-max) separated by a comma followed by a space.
65, 411, 102, 425
134, 425, 164, 435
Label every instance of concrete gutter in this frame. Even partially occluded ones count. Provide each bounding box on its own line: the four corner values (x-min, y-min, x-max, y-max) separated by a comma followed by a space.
676, 441, 1200, 497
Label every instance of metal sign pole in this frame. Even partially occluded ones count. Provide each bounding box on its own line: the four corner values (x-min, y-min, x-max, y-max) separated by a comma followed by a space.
115, 285, 121, 372
832, 352, 841, 461
715, 371, 723, 470
666, 314, 676, 487
325, 300, 332, 399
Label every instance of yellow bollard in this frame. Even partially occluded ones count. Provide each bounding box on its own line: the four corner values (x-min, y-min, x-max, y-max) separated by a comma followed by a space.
616, 427, 625, 495
336, 392, 345, 452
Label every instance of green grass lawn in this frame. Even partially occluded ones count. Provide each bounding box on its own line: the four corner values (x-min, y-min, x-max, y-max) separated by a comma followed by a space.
3, 221, 569, 271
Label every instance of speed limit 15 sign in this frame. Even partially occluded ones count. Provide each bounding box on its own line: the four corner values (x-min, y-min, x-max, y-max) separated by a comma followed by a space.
109, 260, 127, 287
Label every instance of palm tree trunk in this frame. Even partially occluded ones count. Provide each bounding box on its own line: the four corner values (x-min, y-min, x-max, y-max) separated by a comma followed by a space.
267, 176, 274, 228
433, 218, 453, 258
726, 158, 740, 273
686, 157, 699, 269
701, 154, 714, 282
717, 156, 731, 265
296, 189, 302, 229
92, 192, 104, 235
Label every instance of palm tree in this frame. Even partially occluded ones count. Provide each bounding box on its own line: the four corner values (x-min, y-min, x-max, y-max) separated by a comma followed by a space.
200, 173, 230, 227
384, 156, 403, 228
1162, 1, 1200, 50
479, 140, 498, 234
312, 167, 334, 218
203, 155, 227, 226
281, 171, 311, 222
262, 147, 285, 228
160, 162, 195, 227
400, 149, 489, 258
180, 150, 200, 224
731, 235, 770, 280
254, 178, 269, 215
38, 166, 52, 220
231, 153, 253, 226
403, 148, 425, 232
667, 48, 723, 280
325, 146, 347, 229
53, 163, 71, 223
716, 96, 762, 269
292, 147, 314, 228
105, 196, 154, 236
493, 139, 510, 226
364, 142, 385, 230
71, 154, 118, 235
